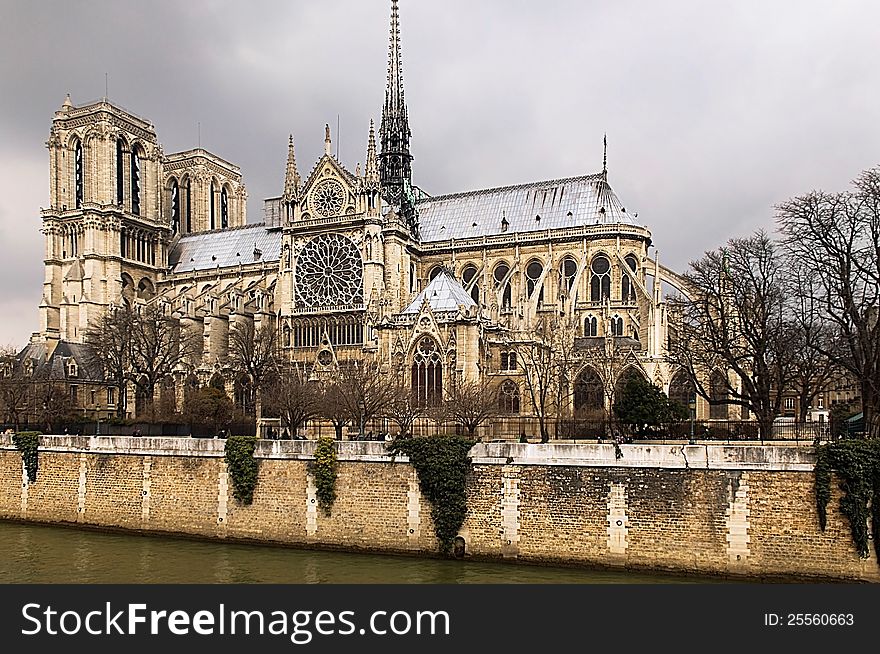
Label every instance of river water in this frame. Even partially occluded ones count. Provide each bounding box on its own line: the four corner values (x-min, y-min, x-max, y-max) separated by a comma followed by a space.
0, 521, 727, 584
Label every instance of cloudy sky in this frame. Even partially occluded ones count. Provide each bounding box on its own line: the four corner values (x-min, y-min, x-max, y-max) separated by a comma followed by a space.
1, 0, 878, 348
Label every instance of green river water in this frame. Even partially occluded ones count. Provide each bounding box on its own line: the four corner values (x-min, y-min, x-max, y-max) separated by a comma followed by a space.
0, 521, 730, 584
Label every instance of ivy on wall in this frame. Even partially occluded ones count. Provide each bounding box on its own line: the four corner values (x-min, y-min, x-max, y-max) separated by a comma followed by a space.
313, 437, 338, 516
13, 432, 41, 483
387, 435, 475, 555
815, 439, 880, 563
224, 436, 259, 505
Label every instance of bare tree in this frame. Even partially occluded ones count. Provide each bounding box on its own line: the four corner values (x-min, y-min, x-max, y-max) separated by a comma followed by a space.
777, 167, 880, 439
34, 381, 73, 433
383, 375, 422, 439
264, 362, 320, 438
334, 359, 395, 439
443, 379, 497, 438
83, 305, 134, 419
667, 231, 794, 439
0, 346, 29, 430
509, 315, 578, 443
317, 382, 350, 441
228, 319, 279, 423
128, 304, 199, 420
785, 265, 839, 426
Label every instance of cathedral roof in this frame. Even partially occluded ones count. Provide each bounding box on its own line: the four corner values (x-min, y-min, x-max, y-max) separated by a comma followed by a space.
168, 223, 282, 274
416, 173, 640, 242
402, 269, 476, 315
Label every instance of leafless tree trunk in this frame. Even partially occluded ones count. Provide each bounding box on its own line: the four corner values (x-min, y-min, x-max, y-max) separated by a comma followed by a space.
228, 320, 279, 425
334, 359, 395, 439
777, 167, 880, 439
264, 361, 320, 438
384, 375, 422, 439
83, 306, 134, 419
509, 315, 578, 443
0, 347, 30, 430
667, 231, 794, 439
128, 305, 199, 421
443, 379, 497, 438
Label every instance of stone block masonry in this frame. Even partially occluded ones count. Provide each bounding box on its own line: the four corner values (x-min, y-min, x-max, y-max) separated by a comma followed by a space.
0, 435, 877, 582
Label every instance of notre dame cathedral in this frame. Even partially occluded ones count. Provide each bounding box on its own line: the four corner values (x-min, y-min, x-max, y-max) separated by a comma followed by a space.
24, 0, 698, 435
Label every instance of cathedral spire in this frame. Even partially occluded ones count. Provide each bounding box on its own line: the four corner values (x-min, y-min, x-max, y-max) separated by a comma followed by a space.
366, 119, 379, 182
284, 134, 301, 199
379, 0, 417, 234
602, 133, 608, 180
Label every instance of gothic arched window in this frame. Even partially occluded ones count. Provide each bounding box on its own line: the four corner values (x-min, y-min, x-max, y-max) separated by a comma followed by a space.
221, 186, 229, 229
131, 147, 141, 216
411, 337, 442, 407
462, 264, 479, 304
429, 266, 443, 282
585, 315, 598, 337
611, 315, 624, 336
74, 139, 84, 209
210, 181, 217, 230
185, 179, 192, 233
526, 259, 544, 303
499, 380, 520, 414
669, 370, 695, 414
561, 257, 577, 294
590, 255, 611, 302
116, 139, 125, 204
621, 254, 638, 303
574, 368, 604, 414
170, 179, 180, 234
494, 262, 512, 309
709, 371, 729, 420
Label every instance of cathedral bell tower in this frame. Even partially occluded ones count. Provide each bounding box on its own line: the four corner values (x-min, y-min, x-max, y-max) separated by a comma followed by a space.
379, 0, 418, 237
41, 96, 167, 343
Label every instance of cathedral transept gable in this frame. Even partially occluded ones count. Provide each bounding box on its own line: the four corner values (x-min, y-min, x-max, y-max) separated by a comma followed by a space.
300, 155, 359, 221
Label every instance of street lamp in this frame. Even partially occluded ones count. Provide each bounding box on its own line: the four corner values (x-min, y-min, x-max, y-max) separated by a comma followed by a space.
689, 392, 697, 445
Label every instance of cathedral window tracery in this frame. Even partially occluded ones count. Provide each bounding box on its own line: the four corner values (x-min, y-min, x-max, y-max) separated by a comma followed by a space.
621, 254, 638, 303
499, 379, 520, 414
221, 186, 229, 228
461, 264, 480, 304
494, 262, 512, 309
131, 147, 141, 216
526, 259, 544, 303
295, 234, 364, 308
312, 179, 346, 217
411, 336, 442, 407
590, 255, 611, 302
74, 139, 84, 209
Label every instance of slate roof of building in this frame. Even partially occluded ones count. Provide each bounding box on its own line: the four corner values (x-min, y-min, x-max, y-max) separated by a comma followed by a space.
16, 340, 105, 382
402, 269, 477, 314
168, 223, 282, 274
416, 173, 640, 242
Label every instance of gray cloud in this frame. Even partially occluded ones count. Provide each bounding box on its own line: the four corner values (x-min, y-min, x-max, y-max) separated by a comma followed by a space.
2, 0, 879, 346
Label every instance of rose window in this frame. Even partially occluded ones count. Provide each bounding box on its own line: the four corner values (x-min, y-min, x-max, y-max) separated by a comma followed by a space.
295, 234, 363, 308
311, 179, 346, 217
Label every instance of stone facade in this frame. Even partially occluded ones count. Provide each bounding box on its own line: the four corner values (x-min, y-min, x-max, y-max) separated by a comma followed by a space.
25, 1, 711, 428
0, 434, 877, 582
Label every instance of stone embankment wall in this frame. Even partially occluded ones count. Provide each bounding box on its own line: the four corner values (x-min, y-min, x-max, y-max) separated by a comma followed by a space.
0, 435, 875, 581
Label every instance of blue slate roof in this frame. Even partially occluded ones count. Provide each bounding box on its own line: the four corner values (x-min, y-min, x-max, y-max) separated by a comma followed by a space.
402, 269, 477, 314
168, 224, 282, 274
416, 173, 639, 242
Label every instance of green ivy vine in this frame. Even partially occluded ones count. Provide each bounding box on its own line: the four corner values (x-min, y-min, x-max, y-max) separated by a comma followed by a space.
388, 435, 475, 556
224, 435, 259, 505
815, 439, 880, 562
313, 436, 338, 516
12, 432, 40, 483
